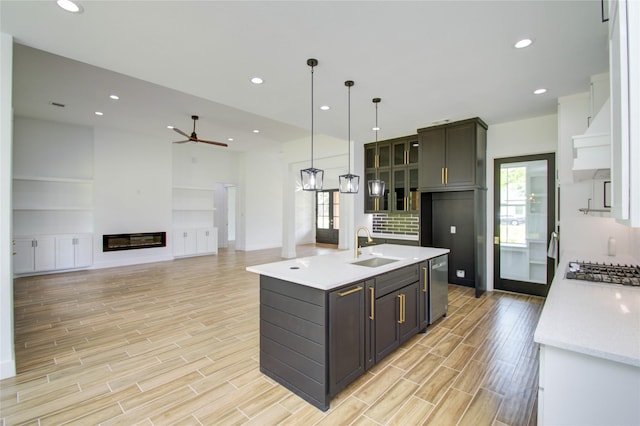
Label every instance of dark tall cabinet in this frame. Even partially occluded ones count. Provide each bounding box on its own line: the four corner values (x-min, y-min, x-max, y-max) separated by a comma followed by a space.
418, 118, 487, 191
418, 118, 487, 297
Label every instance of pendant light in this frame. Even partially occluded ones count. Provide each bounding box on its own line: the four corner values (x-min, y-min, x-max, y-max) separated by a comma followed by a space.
368, 97, 385, 198
300, 58, 324, 191
339, 80, 360, 194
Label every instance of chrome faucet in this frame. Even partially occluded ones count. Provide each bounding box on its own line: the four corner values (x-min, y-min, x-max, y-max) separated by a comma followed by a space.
355, 226, 373, 258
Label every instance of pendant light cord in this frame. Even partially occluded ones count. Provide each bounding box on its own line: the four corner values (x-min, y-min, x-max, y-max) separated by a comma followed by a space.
347, 82, 351, 173
310, 63, 314, 168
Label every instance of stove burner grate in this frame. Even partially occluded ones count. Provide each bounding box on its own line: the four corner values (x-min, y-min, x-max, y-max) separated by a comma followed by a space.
565, 261, 640, 286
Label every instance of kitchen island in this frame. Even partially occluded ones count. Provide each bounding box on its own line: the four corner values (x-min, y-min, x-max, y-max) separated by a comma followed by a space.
534, 251, 640, 425
247, 244, 449, 410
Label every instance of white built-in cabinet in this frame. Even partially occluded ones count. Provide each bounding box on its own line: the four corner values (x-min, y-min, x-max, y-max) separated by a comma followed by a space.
12, 176, 94, 275
55, 234, 93, 270
13, 234, 93, 275
538, 344, 640, 425
12, 236, 56, 274
610, 0, 640, 227
172, 186, 218, 257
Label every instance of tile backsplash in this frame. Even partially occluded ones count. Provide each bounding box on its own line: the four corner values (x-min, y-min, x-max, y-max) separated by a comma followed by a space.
372, 213, 419, 237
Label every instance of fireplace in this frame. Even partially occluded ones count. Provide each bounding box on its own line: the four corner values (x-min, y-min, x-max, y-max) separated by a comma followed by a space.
103, 232, 166, 252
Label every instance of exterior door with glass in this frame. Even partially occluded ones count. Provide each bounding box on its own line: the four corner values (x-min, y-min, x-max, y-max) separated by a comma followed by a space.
316, 190, 340, 245
494, 154, 555, 296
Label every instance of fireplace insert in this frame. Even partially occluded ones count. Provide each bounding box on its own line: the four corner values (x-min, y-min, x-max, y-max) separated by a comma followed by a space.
103, 232, 166, 252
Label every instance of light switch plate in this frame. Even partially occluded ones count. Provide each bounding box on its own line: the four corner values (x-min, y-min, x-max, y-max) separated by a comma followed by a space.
450, 226, 456, 234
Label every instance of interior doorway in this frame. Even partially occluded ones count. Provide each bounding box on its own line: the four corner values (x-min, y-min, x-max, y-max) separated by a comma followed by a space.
494, 153, 555, 296
316, 189, 339, 245
226, 185, 236, 247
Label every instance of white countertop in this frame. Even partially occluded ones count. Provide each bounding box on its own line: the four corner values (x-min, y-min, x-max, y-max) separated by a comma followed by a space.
534, 251, 640, 367
246, 244, 449, 291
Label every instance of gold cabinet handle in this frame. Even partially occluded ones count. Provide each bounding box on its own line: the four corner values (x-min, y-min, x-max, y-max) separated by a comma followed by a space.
401, 294, 406, 323
397, 294, 403, 324
375, 153, 379, 168
338, 285, 363, 297
422, 267, 428, 292
441, 167, 445, 184
369, 287, 375, 320
445, 167, 448, 184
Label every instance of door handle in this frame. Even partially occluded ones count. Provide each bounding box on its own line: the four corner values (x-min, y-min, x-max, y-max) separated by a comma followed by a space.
337, 286, 363, 297
422, 266, 428, 292
369, 287, 375, 320
494, 236, 500, 245
445, 167, 448, 184
441, 168, 445, 184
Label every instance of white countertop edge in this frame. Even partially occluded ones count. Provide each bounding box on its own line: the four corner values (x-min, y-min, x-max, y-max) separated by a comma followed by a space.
246, 244, 449, 291
534, 250, 640, 368
534, 334, 640, 367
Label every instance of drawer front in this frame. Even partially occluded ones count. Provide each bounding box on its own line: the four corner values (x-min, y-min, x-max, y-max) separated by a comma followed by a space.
375, 264, 420, 297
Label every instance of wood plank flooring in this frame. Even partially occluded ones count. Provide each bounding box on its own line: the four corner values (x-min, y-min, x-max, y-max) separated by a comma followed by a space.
1, 245, 544, 425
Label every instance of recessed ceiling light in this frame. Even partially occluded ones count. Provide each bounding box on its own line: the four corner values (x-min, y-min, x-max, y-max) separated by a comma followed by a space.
372, 126, 380, 131
533, 88, 547, 95
250, 77, 263, 84
514, 38, 533, 49
95, 111, 103, 116
167, 125, 174, 129
320, 105, 330, 111
253, 129, 260, 133
56, 0, 83, 13
227, 138, 234, 142
109, 94, 119, 100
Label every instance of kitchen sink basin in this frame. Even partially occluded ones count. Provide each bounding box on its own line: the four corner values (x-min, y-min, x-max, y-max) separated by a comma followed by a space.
351, 257, 399, 267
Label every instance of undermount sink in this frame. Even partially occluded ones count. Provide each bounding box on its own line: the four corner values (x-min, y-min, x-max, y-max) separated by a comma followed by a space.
351, 257, 399, 267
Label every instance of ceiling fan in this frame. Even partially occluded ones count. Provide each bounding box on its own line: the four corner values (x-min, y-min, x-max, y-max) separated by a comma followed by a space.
171, 115, 228, 147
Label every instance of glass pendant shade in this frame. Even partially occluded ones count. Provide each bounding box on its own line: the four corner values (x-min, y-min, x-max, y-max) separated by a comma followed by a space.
368, 179, 385, 198
339, 173, 360, 194
301, 167, 324, 191
300, 58, 323, 191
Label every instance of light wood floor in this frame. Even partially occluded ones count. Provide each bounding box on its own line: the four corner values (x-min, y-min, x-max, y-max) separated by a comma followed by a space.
1, 245, 544, 425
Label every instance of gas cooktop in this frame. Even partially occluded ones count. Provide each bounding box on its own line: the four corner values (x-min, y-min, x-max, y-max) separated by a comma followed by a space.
565, 261, 640, 287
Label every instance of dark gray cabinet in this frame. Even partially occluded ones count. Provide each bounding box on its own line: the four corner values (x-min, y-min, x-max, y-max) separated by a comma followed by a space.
259, 261, 443, 411
329, 283, 366, 396
391, 136, 419, 212
364, 135, 419, 213
364, 142, 391, 213
418, 118, 487, 191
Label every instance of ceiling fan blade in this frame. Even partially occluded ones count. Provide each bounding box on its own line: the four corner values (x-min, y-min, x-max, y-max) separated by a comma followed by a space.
173, 140, 191, 144
172, 127, 190, 138
197, 139, 229, 147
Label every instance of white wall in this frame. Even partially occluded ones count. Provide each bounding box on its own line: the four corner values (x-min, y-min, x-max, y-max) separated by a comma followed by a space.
239, 149, 285, 251
557, 92, 638, 258
486, 114, 558, 291
281, 134, 350, 255
93, 127, 173, 267
0, 33, 16, 380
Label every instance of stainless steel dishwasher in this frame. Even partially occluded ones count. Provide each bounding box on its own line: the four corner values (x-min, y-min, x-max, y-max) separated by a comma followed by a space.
429, 254, 448, 323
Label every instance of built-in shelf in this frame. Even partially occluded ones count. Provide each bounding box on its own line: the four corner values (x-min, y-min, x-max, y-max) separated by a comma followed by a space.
13, 175, 93, 183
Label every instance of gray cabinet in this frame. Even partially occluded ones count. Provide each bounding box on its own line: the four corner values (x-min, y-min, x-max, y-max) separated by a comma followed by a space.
329, 283, 366, 396
391, 136, 419, 212
259, 261, 444, 411
364, 142, 391, 213
364, 135, 419, 213
418, 118, 487, 191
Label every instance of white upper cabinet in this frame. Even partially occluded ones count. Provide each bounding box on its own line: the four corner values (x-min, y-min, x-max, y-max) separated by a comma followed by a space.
610, 0, 640, 226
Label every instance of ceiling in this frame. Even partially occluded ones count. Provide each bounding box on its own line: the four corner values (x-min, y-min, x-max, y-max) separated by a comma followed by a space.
2, 1, 609, 153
